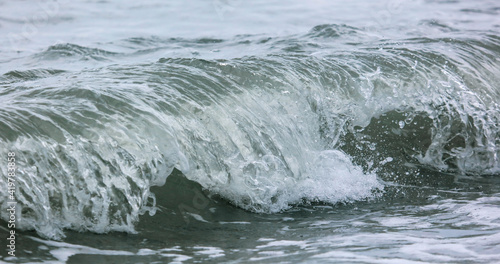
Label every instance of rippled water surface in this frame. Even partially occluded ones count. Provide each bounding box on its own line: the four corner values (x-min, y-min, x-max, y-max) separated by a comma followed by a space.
1, 0, 500, 263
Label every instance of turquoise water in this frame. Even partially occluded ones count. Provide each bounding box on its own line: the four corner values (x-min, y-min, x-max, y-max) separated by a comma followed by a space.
1, 0, 500, 263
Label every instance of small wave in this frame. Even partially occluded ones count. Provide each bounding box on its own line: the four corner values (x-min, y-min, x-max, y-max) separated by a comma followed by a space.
1, 68, 66, 83
35, 43, 118, 61
307, 24, 359, 38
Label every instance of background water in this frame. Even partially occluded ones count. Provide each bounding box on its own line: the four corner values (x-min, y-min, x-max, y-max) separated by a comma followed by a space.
1, 0, 500, 263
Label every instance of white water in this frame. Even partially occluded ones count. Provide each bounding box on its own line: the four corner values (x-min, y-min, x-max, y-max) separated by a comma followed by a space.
1, 0, 500, 263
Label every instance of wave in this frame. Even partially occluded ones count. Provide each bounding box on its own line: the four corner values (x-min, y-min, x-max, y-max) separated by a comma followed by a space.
0, 24, 499, 239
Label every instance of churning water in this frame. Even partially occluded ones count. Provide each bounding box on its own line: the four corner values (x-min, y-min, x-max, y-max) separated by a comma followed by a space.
1, 0, 500, 263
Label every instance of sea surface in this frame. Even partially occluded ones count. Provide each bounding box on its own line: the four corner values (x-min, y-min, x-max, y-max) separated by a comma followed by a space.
1, 0, 500, 263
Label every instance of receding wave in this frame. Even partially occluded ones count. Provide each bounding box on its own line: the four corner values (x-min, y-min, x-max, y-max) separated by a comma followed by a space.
0, 24, 499, 239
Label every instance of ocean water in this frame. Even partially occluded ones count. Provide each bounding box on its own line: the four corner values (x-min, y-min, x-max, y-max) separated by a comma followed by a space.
1, 0, 500, 263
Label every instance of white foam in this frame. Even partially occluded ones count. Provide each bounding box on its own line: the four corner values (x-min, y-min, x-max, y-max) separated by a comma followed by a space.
193, 246, 225, 258
29, 236, 194, 263
206, 149, 382, 213
218, 221, 251, 224
185, 213, 209, 223
305, 196, 500, 263
30, 236, 134, 262
256, 240, 309, 249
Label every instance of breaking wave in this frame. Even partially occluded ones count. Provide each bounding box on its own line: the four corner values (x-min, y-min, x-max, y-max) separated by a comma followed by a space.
1, 24, 499, 239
